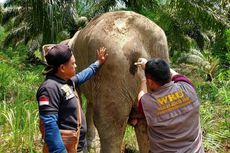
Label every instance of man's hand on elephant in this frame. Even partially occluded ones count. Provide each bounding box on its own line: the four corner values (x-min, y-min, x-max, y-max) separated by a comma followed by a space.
96, 47, 108, 65
136, 65, 146, 80
134, 58, 147, 70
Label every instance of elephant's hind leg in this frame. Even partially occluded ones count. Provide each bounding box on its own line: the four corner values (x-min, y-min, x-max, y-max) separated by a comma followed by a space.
93, 100, 129, 153
95, 117, 127, 153
135, 118, 150, 153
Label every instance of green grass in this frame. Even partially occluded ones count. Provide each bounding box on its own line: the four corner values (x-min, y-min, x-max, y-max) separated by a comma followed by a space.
183, 63, 230, 153
0, 46, 44, 152
124, 125, 138, 152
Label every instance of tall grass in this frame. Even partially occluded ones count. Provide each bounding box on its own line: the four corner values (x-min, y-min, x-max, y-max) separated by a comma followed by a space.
0, 46, 44, 152
194, 68, 230, 153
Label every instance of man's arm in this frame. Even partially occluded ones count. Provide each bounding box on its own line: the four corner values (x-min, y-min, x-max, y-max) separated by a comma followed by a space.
128, 59, 147, 126
71, 61, 100, 86
138, 79, 147, 102
37, 86, 67, 153
71, 47, 108, 86
135, 58, 148, 101
40, 114, 67, 153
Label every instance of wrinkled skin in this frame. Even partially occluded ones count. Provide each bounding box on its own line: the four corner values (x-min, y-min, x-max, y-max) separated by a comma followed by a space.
67, 11, 169, 153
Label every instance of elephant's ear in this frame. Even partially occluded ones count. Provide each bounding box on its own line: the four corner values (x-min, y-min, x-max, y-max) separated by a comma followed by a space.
42, 44, 56, 62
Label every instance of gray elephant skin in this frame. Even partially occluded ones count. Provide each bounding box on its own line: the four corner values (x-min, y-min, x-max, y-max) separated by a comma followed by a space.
67, 11, 169, 153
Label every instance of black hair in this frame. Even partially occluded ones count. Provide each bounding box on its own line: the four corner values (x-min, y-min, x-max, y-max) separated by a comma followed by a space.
145, 58, 171, 86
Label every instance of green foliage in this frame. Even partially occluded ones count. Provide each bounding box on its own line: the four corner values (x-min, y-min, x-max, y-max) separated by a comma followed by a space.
226, 29, 230, 51
0, 26, 6, 41
215, 70, 230, 105
0, 0, 79, 47
77, 0, 117, 19
193, 68, 230, 152
0, 101, 40, 152
171, 46, 229, 152
138, 0, 229, 56
200, 100, 230, 152
211, 29, 230, 69
0, 45, 44, 152
195, 68, 230, 105
124, 125, 138, 152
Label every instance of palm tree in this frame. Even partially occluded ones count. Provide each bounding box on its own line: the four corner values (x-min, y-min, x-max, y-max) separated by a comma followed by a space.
1, 0, 229, 63
136, 0, 229, 54
77, 0, 116, 19
1, 0, 88, 62
79, 0, 229, 55
1, 0, 83, 45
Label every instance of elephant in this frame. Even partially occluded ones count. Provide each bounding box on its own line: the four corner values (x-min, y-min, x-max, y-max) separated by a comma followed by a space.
66, 11, 169, 153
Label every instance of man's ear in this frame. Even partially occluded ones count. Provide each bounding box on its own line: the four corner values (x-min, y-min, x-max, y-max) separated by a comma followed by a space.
147, 78, 158, 90
59, 64, 65, 73
148, 79, 154, 87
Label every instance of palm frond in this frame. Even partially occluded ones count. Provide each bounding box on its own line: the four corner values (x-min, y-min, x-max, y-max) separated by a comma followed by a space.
1, 7, 20, 25
2, 25, 28, 47
178, 49, 211, 71
85, 0, 117, 18
171, 0, 229, 32
13, 8, 26, 27
142, 0, 229, 52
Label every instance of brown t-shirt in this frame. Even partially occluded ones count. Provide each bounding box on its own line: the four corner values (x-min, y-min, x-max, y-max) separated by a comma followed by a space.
140, 75, 204, 153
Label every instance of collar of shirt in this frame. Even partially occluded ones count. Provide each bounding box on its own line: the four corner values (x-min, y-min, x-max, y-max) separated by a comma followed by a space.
151, 81, 173, 93
46, 75, 74, 87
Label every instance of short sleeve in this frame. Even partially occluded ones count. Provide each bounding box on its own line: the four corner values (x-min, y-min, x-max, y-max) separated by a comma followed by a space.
172, 74, 194, 89
138, 98, 145, 116
36, 86, 61, 115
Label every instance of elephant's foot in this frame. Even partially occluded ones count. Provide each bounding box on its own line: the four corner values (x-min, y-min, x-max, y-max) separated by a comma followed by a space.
99, 133, 124, 153
87, 128, 100, 153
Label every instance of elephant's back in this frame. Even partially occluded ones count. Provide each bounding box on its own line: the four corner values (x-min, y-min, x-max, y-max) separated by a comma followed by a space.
73, 11, 168, 69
